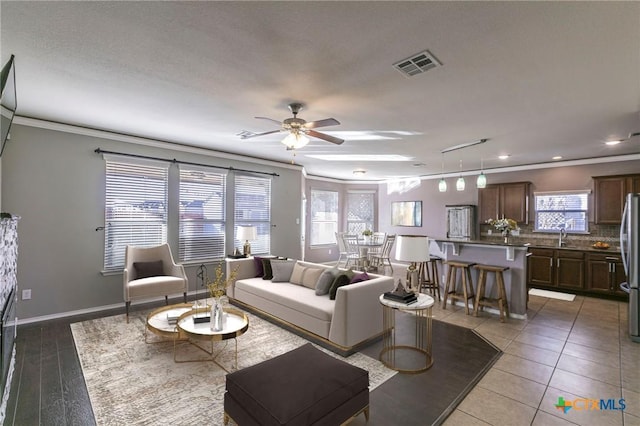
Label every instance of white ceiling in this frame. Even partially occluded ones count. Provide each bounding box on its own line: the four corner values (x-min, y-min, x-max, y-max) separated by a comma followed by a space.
2, 1, 639, 181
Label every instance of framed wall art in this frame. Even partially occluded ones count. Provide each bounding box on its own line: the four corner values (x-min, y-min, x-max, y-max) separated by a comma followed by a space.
391, 201, 422, 227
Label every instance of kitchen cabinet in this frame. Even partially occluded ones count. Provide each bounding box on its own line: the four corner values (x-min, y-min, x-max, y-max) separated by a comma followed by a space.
586, 253, 627, 296
478, 182, 530, 224
527, 248, 585, 290
593, 174, 640, 224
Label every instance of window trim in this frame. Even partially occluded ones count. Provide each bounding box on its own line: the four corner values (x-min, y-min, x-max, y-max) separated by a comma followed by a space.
310, 188, 339, 247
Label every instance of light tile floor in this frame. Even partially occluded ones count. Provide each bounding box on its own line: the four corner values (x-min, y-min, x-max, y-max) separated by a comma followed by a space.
433, 292, 640, 426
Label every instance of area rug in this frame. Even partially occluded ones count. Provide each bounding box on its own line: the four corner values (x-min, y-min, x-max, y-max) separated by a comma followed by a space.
71, 307, 397, 425
529, 288, 576, 301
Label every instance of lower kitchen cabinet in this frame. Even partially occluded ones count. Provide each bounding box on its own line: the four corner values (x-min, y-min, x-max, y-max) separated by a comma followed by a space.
586, 253, 627, 296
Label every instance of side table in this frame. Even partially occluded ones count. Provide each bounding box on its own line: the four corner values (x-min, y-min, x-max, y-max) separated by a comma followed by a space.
378, 293, 435, 373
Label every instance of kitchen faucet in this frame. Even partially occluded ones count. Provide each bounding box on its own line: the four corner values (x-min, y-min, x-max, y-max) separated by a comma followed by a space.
558, 227, 567, 247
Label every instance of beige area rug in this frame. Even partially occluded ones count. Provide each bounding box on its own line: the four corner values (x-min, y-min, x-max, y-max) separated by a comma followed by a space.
71, 305, 397, 425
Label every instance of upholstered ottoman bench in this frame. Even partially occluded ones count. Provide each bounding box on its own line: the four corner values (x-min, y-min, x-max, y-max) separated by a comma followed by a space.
224, 343, 369, 425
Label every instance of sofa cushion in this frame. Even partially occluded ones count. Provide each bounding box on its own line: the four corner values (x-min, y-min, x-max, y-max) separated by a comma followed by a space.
261, 258, 274, 280
271, 259, 296, 282
329, 274, 352, 300
133, 260, 164, 279
254, 256, 275, 278
315, 269, 337, 296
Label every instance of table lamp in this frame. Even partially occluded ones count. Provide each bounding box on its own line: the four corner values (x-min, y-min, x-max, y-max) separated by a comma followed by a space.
395, 235, 430, 292
237, 226, 258, 256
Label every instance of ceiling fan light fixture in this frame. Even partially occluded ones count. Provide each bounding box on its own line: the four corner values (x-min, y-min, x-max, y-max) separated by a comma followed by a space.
281, 132, 309, 150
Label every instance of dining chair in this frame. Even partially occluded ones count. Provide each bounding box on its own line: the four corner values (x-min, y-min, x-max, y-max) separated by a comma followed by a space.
370, 234, 396, 274
335, 232, 349, 268
343, 234, 365, 269
368, 232, 387, 257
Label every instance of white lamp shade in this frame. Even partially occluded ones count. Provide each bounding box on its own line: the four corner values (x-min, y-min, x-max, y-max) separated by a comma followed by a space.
438, 178, 447, 192
237, 226, 257, 241
395, 235, 430, 262
281, 132, 310, 149
476, 172, 487, 188
456, 176, 465, 191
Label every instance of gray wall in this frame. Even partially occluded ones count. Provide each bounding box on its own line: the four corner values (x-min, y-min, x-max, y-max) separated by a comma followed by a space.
1, 124, 303, 321
378, 160, 640, 241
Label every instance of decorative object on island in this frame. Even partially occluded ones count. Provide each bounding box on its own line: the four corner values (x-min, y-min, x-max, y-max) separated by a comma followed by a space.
486, 217, 520, 244
207, 263, 239, 331
237, 225, 257, 256
395, 235, 430, 292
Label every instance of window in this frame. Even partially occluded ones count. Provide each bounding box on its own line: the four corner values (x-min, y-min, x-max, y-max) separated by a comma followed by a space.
310, 189, 338, 245
235, 175, 271, 255
103, 157, 168, 271
346, 191, 374, 234
179, 166, 226, 262
534, 191, 589, 233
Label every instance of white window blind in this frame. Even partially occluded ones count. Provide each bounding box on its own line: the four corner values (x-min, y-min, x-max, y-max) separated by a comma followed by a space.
310, 189, 339, 246
179, 167, 227, 262
234, 175, 271, 255
534, 191, 590, 233
347, 191, 375, 234
104, 158, 168, 271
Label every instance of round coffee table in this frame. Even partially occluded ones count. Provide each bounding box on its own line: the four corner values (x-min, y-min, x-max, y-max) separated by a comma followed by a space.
379, 293, 435, 373
175, 307, 249, 371
145, 303, 195, 341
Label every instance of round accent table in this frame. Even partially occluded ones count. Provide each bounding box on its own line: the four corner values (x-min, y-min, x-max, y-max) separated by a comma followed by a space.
175, 307, 249, 371
378, 293, 435, 373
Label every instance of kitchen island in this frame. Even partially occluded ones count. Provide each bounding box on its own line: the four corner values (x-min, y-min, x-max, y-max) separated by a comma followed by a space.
432, 239, 530, 318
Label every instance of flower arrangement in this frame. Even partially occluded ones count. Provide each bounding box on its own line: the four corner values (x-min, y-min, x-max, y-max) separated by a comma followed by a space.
486, 217, 519, 236
207, 263, 239, 299
362, 229, 373, 237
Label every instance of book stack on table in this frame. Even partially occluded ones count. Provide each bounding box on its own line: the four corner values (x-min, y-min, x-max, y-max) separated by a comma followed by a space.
383, 290, 418, 305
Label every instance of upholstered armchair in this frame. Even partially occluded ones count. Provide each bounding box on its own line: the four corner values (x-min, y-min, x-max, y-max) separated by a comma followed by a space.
123, 243, 188, 321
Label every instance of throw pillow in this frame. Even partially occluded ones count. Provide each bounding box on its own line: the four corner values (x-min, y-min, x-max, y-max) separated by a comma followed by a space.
301, 267, 324, 289
271, 259, 297, 282
261, 258, 274, 280
350, 271, 370, 284
133, 260, 164, 279
329, 274, 352, 300
254, 255, 275, 278
315, 269, 336, 296
289, 262, 307, 286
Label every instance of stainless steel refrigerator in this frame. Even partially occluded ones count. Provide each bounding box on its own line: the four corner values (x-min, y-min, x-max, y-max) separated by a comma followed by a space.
620, 193, 640, 343
446, 205, 476, 240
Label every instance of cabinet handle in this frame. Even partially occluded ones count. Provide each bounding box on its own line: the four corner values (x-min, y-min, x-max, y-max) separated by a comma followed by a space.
549, 258, 553, 268
608, 263, 612, 273
557, 258, 560, 268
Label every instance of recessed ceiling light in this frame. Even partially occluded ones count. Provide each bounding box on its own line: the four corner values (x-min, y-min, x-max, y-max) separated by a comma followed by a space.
498, 155, 510, 160
552, 156, 563, 160
605, 140, 622, 146
306, 154, 413, 162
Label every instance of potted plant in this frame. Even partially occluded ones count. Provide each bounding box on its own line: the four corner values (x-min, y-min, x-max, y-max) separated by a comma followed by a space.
362, 229, 373, 243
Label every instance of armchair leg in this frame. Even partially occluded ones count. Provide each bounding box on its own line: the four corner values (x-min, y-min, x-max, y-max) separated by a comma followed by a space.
125, 301, 130, 323
183, 292, 187, 303
164, 295, 169, 305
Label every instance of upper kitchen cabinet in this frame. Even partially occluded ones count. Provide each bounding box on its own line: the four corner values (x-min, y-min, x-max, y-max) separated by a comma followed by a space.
478, 182, 530, 224
593, 174, 640, 224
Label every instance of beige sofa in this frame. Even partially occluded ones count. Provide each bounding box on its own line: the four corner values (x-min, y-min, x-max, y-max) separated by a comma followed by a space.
226, 257, 394, 353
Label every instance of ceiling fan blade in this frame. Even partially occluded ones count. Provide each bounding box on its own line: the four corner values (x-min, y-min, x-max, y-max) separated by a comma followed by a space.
254, 116, 283, 126
304, 118, 340, 129
239, 129, 281, 140
307, 129, 344, 145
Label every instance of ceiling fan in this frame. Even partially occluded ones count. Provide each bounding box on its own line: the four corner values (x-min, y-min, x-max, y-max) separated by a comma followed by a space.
239, 103, 344, 150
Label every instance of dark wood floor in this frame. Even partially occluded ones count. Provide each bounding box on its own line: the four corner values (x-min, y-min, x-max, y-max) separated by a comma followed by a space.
3, 302, 500, 426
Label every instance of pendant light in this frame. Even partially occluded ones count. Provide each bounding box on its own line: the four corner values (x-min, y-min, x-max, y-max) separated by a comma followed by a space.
476, 156, 487, 188
456, 159, 465, 191
438, 153, 447, 192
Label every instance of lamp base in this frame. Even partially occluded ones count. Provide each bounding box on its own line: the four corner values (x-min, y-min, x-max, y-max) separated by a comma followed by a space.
243, 240, 251, 256
407, 263, 419, 293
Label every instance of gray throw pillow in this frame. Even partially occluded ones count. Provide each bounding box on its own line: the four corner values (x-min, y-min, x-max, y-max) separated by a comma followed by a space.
315, 269, 336, 295
270, 259, 297, 282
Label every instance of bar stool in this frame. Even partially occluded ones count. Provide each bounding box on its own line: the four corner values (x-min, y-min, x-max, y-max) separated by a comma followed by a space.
442, 260, 476, 314
473, 264, 510, 322
419, 256, 442, 301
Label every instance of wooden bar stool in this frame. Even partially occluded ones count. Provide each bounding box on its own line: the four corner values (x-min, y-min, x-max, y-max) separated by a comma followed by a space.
442, 260, 476, 314
473, 264, 510, 322
419, 256, 442, 301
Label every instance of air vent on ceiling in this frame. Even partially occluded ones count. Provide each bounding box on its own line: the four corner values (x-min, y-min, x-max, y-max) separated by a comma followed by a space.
393, 50, 441, 77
